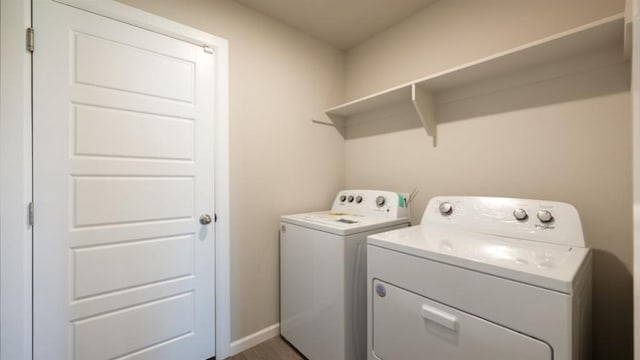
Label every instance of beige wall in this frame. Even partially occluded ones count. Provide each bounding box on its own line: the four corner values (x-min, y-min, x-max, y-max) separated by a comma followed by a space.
117, 0, 346, 342
346, 0, 625, 99
116, 0, 633, 357
344, 0, 631, 358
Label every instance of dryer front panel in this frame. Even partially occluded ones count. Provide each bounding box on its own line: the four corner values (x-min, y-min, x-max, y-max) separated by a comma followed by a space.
371, 279, 552, 360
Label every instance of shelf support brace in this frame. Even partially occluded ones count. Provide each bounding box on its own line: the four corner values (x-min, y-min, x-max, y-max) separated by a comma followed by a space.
412, 84, 437, 146
325, 113, 346, 138
311, 119, 335, 127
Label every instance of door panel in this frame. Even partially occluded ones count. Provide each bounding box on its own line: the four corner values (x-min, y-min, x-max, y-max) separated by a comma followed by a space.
73, 177, 194, 226
33, 1, 215, 359
72, 235, 194, 299
73, 30, 195, 102
73, 105, 195, 161
73, 293, 194, 360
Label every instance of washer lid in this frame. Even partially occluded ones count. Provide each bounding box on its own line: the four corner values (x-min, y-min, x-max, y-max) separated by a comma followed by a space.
281, 211, 409, 236
367, 225, 590, 294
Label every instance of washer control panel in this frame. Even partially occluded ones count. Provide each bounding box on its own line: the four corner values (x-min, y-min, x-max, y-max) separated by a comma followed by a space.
424, 196, 585, 247
332, 190, 410, 220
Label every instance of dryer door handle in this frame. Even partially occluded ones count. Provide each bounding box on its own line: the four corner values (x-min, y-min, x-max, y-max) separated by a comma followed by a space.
421, 304, 459, 331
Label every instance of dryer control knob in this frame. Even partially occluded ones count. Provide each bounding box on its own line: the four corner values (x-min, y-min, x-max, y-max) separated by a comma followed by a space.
513, 208, 528, 221
347, 195, 354, 203
355, 195, 363, 204
375, 196, 386, 207
439, 201, 453, 215
537, 210, 554, 223
339, 195, 347, 202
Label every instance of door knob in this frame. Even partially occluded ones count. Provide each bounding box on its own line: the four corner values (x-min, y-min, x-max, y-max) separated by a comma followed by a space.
199, 214, 213, 225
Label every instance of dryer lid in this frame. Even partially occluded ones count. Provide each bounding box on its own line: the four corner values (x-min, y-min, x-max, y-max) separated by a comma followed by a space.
368, 225, 590, 294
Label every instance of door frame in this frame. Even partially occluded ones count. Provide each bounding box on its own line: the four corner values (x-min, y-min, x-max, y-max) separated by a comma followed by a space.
632, 0, 640, 358
0, 0, 231, 358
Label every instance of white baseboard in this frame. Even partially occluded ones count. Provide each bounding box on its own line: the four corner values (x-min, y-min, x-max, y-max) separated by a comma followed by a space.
227, 323, 280, 357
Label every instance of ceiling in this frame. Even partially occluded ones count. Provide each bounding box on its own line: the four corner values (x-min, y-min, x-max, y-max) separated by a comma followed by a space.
233, 0, 439, 50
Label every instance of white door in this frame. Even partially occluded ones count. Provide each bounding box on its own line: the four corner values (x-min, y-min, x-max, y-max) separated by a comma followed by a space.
33, 1, 215, 359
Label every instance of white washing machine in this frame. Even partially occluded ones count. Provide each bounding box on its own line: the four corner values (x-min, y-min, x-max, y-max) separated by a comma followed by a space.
367, 196, 592, 360
280, 190, 410, 360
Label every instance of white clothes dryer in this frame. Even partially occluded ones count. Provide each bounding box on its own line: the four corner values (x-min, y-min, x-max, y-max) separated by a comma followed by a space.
367, 196, 592, 360
280, 190, 410, 360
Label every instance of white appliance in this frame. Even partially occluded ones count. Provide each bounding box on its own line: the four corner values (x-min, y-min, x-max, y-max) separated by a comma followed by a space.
367, 196, 592, 360
280, 190, 410, 360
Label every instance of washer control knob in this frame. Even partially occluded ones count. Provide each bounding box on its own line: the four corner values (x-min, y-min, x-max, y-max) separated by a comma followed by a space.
513, 208, 528, 221
375, 196, 386, 207
355, 195, 363, 204
339, 195, 347, 202
347, 195, 354, 203
537, 210, 554, 223
439, 202, 453, 215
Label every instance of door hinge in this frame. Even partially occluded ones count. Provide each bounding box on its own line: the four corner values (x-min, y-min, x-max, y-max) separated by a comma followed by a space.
28, 202, 34, 226
26, 27, 34, 53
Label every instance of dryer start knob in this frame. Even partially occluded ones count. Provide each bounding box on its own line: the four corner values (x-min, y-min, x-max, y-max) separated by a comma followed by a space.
375, 196, 386, 207
537, 210, 554, 223
439, 201, 453, 215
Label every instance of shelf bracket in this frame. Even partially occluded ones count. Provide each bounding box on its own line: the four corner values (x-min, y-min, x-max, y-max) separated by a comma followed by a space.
311, 119, 335, 127
324, 113, 346, 138
623, 0, 633, 58
411, 84, 437, 146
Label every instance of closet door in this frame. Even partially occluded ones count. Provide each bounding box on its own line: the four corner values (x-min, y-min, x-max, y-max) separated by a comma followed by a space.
33, 1, 215, 359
